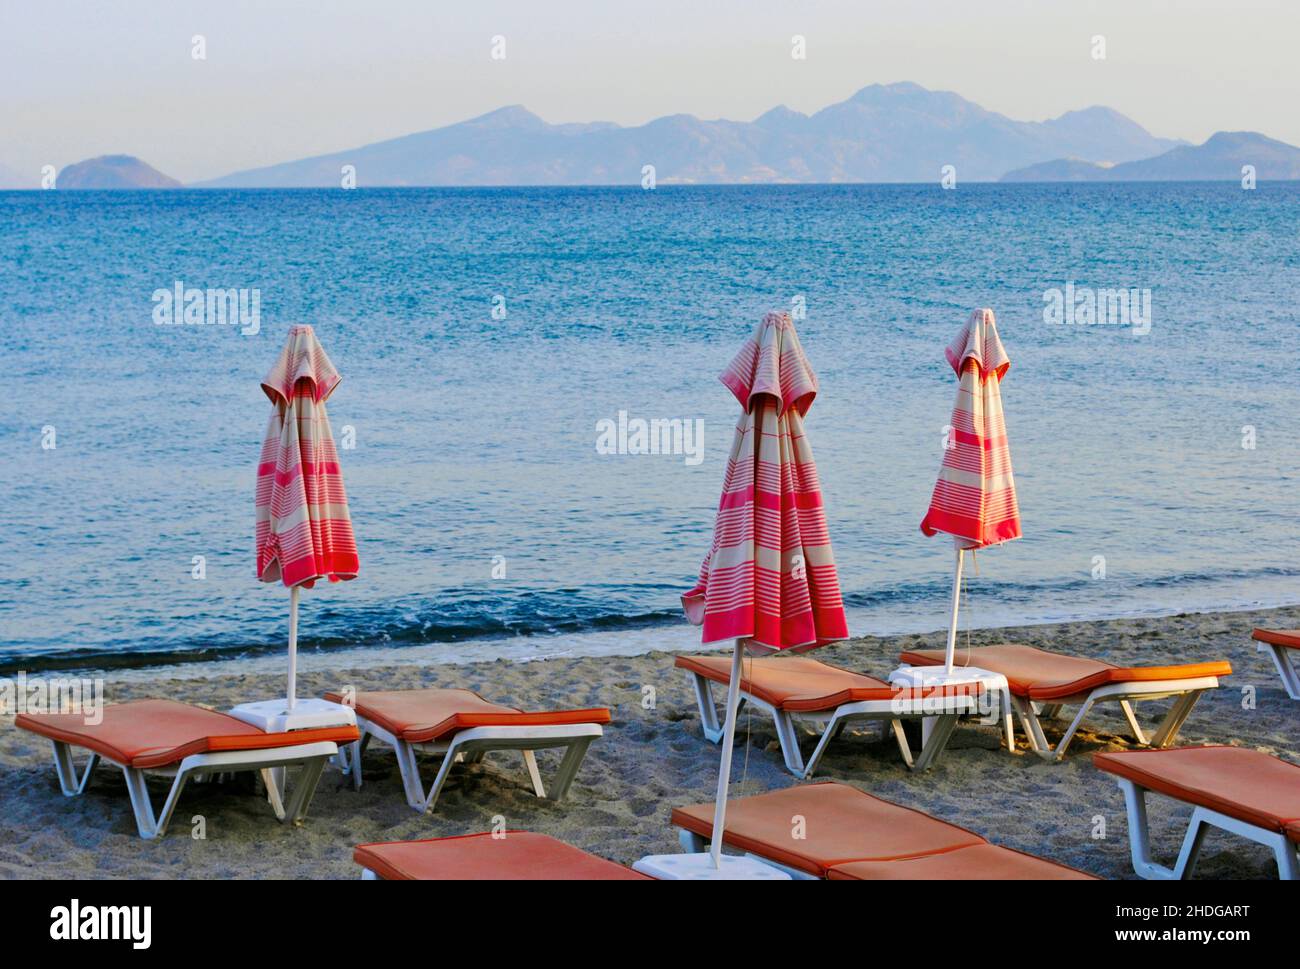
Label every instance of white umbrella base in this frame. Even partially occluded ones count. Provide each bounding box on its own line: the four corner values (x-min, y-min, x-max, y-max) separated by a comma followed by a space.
889, 663, 1006, 691
228, 697, 356, 733
632, 852, 790, 880
889, 665, 1015, 751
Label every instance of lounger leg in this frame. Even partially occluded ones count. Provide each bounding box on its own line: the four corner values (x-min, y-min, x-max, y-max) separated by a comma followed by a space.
1282, 649, 1300, 700
335, 734, 367, 788
122, 767, 190, 840
1150, 691, 1202, 748
1171, 810, 1209, 880
1116, 779, 1181, 879
346, 740, 363, 790
1280, 649, 1300, 700
360, 868, 380, 881
121, 768, 159, 838
51, 742, 98, 796
1262, 645, 1300, 700
1011, 695, 1052, 758
349, 732, 373, 791
888, 719, 915, 769
156, 770, 198, 838
393, 738, 433, 812
419, 736, 484, 813
679, 829, 707, 853
772, 710, 808, 776
912, 714, 959, 772
998, 690, 1017, 753
265, 766, 290, 807
1048, 698, 1096, 761
799, 712, 841, 779
260, 768, 288, 819
1276, 842, 1300, 880
549, 737, 595, 801
688, 672, 724, 743
522, 750, 546, 798
283, 755, 329, 824
1118, 700, 1150, 746
1119, 780, 1297, 880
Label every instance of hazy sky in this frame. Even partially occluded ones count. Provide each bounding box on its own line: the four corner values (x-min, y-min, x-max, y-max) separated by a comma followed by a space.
2, 0, 1297, 183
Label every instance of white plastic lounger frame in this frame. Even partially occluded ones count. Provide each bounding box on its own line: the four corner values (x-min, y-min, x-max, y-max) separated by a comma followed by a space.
48, 738, 340, 840
339, 715, 603, 813
1113, 776, 1300, 880
683, 669, 979, 776
1258, 641, 1300, 700
1009, 675, 1221, 761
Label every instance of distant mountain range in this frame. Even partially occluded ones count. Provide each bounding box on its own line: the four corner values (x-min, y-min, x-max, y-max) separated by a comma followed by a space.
1001, 131, 1300, 181
199, 82, 1187, 187
14, 83, 1300, 189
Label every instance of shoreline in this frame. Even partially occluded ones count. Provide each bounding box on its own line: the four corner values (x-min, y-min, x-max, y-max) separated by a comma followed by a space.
1, 602, 1295, 879
8, 593, 1300, 682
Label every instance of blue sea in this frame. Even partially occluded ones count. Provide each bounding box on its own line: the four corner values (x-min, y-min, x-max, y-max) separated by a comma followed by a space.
2, 183, 1298, 675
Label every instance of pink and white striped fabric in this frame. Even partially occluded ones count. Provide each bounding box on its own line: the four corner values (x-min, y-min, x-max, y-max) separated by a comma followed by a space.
682, 312, 848, 653
920, 308, 1022, 549
255, 325, 359, 589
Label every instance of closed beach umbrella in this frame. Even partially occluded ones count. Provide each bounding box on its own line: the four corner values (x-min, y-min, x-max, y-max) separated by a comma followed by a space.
256, 324, 359, 708
920, 308, 1021, 672
684, 311, 848, 868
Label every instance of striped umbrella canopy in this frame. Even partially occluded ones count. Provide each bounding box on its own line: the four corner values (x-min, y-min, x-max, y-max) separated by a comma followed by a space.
920, 308, 1020, 670
256, 324, 358, 706
683, 311, 847, 870
683, 311, 848, 652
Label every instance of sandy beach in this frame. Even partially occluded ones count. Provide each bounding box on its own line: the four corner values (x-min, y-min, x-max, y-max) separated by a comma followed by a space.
1, 604, 1294, 880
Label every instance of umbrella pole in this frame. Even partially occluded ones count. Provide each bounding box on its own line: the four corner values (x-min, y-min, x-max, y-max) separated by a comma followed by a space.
709, 638, 745, 869
944, 548, 965, 673
287, 585, 300, 711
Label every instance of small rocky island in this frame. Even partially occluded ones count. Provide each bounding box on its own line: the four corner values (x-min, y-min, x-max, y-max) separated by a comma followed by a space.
56, 155, 182, 189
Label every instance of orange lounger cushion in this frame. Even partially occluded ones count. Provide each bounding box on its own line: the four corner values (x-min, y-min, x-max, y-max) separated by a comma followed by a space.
354, 832, 649, 880
1252, 628, 1300, 651
826, 843, 1095, 880
899, 644, 1231, 701
672, 781, 987, 877
1094, 746, 1300, 834
323, 688, 611, 745
14, 698, 359, 770
674, 654, 978, 713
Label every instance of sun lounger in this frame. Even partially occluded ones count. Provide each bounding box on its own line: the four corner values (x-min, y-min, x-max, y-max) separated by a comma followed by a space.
672, 780, 1095, 879
354, 831, 650, 880
14, 698, 358, 839
674, 654, 983, 776
899, 643, 1230, 760
1251, 628, 1300, 699
324, 687, 610, 812
1095, 746, 1300, 880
